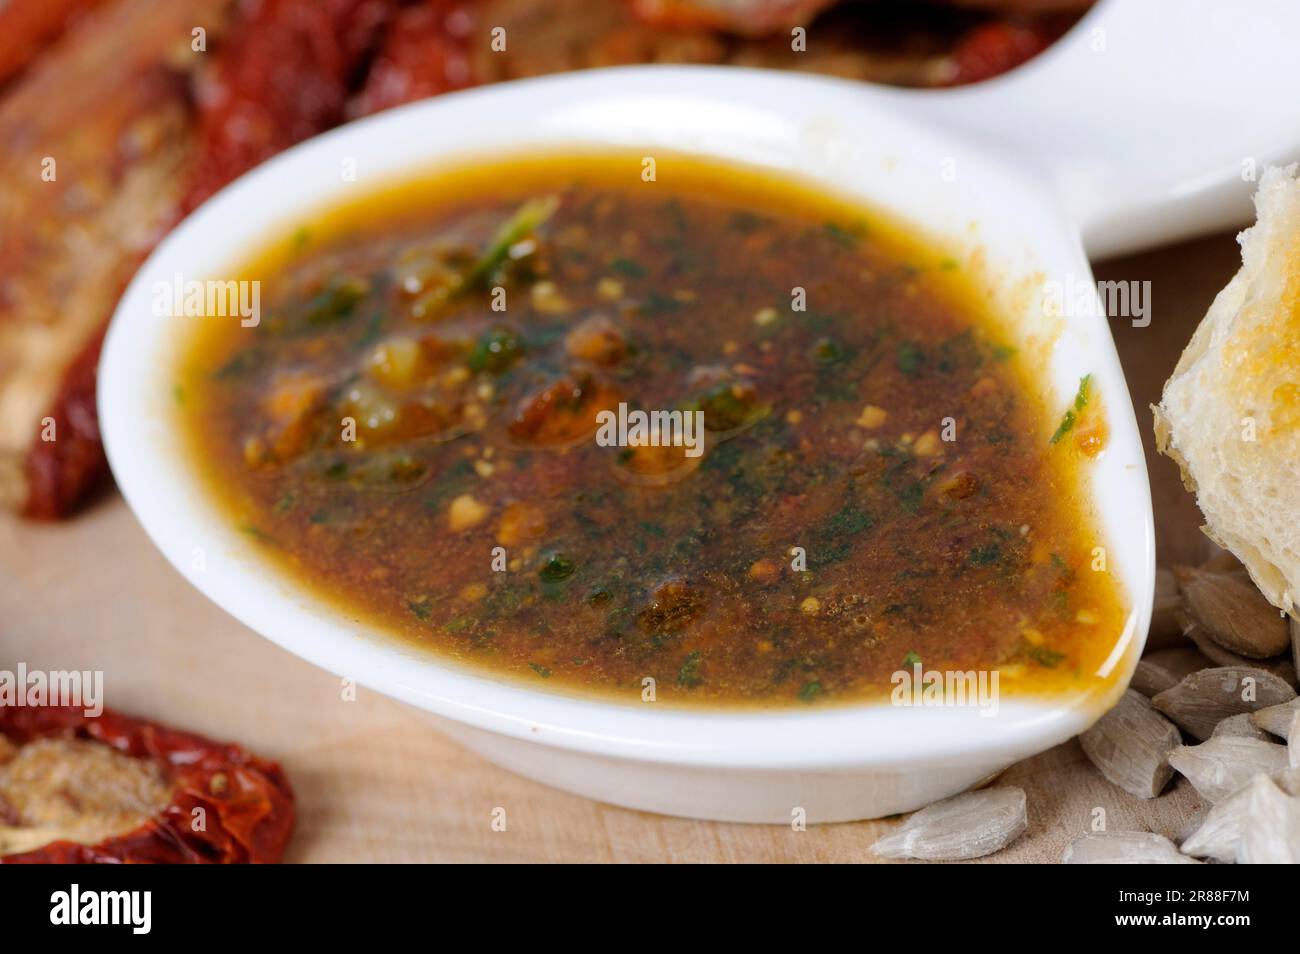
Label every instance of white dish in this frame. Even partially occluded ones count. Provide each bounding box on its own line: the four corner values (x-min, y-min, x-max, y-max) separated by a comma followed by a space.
99, 0, 1300, 822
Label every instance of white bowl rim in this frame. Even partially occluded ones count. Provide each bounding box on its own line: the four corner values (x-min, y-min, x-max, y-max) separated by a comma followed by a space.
99, 65, 1155, 772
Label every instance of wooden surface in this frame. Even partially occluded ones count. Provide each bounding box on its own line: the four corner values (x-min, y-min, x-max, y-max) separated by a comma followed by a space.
0, 230, 1243, 863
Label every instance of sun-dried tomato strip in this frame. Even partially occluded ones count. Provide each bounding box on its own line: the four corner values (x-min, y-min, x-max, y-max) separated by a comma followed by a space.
19, 0, 405, 519
183, 0, 400, 211
0, 705, 294, 864
0, 0, 108, 87
20, 325, 111, 520
944, 20, 1061, 85
350, 0, 478, 117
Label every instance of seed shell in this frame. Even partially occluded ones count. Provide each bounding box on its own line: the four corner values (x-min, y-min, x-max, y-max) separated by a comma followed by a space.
870, 786, 1027, 861
1131, 647, 1211, 697
1176, 566, 1289, 658
1063, 831, 1198, 865
1168, 736, 1290, 803
1252, 697, 1300, 738
1079, 690, 1181, 798
1152, 667, 1296, 740
1212, 712, 1271, 741
1180, 771, 1300, 862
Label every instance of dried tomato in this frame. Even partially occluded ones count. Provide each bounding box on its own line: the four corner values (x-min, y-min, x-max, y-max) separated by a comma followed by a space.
351, 0, 478, 117
0, 705, 294, 864
183, 0, 401, 210
945, 20, 1059, 85
0, 0, 107, 86
20, 325, 111, 520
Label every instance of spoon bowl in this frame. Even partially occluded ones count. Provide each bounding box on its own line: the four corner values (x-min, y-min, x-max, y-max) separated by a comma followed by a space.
99, 0, 1300, 821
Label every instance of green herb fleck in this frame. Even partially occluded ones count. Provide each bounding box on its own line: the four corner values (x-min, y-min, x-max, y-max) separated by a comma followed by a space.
304, 276, 368, 326
809, 503, 873, 567
811, 336, 848, 365
609, 257, 646, 278
676, 651, 704, 688
238, 525, 277, 545
640, 291, 680, 315
1022, 643, 1066, 668
1050, 374, 1092, 445
539, 553, 576, 583
896, 341, 926, 377
824, 221, 866, 247
691, 380, 767, 432
464, 195, 559, 290
824, 504, 872, 537
213, 349, 266, 381
467, 326, 523, 373
798, 680, 824, 703
897, 480, 925, 515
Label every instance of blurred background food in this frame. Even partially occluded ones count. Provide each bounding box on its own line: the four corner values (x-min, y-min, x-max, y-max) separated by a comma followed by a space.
0, 0, 1092, 518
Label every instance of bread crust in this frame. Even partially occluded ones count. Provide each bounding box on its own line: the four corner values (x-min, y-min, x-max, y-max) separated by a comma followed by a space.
1154, 165, 1300, 612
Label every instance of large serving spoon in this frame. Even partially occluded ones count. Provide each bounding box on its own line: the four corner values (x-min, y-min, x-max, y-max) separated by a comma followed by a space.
99, 0, 1300, 821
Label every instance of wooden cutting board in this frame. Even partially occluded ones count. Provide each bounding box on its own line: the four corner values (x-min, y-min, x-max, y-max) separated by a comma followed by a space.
0, 230, 1243, 862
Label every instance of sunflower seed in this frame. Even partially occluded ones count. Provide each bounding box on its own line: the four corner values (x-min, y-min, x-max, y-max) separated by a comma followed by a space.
870, 786, 1026, 861
1212, 712, 1271, 741
1079, 690, 1181, 798
1181, 616, 1298, 688
1063, 831, 1199, 864
1180, 771, 1300, 862
1290, 710, 1300, 770
1292, 615, 1299, 683
1238, 772, 1300, 863
1147, 568, 1188, 650
1168, 736, 1290, 803
1253, 697, 1300, 738
1131, 648, 1211, 697
1180, 792, 1244, 863
1152, 666, 1296, 740
1177, 566, 1290, 658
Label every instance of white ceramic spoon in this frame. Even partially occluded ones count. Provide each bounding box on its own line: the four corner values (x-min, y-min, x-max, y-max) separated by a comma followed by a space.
100, 0, 1300, 822
906, 0, 1300, 258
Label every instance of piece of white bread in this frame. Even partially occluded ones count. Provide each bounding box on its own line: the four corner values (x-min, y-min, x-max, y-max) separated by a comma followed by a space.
1154, 165, 1300, 612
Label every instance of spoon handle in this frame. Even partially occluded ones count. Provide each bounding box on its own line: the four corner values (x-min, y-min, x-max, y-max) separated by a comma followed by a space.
907, 0, 1300, 258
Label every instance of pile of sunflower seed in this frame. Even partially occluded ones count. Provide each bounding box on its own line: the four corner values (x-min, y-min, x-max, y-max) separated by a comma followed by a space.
870, 552, 1300, 864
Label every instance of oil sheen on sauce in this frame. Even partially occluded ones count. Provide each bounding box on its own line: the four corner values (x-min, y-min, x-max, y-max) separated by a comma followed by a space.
175, 152, 1128, 709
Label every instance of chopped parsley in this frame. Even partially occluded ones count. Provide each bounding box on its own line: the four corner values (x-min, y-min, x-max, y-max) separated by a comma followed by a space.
1050, 374, 1092, 445
677, 651, 704, 688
